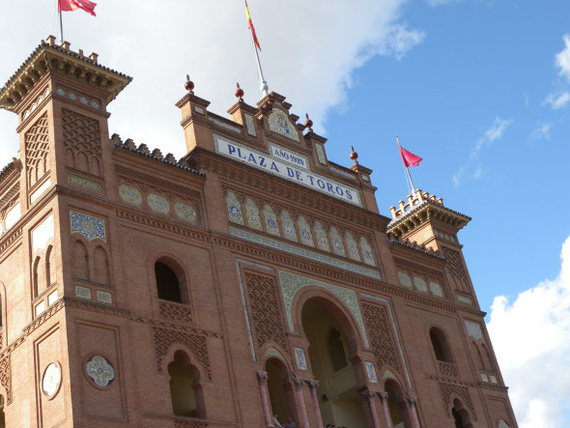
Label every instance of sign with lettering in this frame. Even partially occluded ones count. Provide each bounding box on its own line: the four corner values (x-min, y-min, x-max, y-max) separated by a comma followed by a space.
215, 135, 362, 207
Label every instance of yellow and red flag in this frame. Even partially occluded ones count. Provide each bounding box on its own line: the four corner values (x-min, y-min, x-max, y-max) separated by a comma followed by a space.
58, 0, 97, 16
245, 0, 261, 51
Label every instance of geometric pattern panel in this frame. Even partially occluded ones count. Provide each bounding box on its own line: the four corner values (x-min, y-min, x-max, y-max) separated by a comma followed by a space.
152, 327, 211, 380
442, 247, 470, 293
361, 302, 401, 373
159, 301, 193, 324
25, 113, 50, 187
245, 270, 288, 351
439, 381, 477, 420
0, 355, 11, 404
70, 210, 106, 241
62, 108, 101, 176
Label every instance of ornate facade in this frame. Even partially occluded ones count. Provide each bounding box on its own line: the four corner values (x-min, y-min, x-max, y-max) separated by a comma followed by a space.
0, 37, 517, 427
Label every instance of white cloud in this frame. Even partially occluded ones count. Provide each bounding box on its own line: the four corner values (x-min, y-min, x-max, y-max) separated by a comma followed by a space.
426, 0, 462, 6
487, 235, 570, 427
544, 92, 570, 110
529, 121, 552, 140
0, 0, 423, 169
555, 34, 570, 82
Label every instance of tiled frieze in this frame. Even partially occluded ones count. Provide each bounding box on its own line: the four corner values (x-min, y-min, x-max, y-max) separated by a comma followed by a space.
262, 205, 280, 237
68, 174, 102, 193
397, 268, 446, 299
70, 210, 106, 241
226, 192, 244, 225
119, 184, 143, 205
281, 211, 297, 242
245, 198, 262, 230
297, 216, 314, 247
147, 193, 170, 214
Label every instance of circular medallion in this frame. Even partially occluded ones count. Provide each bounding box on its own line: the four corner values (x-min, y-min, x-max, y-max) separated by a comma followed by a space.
85, 355, 115, 388
42, 361, 62, 399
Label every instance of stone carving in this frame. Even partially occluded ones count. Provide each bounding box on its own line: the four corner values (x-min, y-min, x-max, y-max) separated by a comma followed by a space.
439, 361, 458, 378
442, 247, 470, 293
159, 300, 193, 324
86, 355, 115, 387
439, 381, 477, 420
0, 355, 12, 404
62, 108, 102, 176
245, 271, 288, 351
153, 327, 211, 380
25, 113, 50, 187
362, 302, 401, 373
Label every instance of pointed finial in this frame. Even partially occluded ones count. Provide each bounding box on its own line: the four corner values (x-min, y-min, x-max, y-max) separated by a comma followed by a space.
185, 75, 194, 94
350, 145, 359, 165
235, 82, 244, 101
304, 113, 313, 132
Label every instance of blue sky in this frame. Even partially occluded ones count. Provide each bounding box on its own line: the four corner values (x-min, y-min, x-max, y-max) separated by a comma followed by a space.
1, 1, 570, 426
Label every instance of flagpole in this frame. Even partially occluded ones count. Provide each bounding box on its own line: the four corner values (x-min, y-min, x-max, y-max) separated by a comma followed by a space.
396, 136, 416, 194
58, 0, 64, 43
244, 0, 269, 97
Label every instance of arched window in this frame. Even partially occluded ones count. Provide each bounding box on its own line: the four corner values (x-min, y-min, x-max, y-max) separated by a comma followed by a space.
73, 241, 89, 280
93, 246, 110, 285
384, 380, 411, 428
168, 351, 204, 418
46, 245, 57, 287
155, 261, 183, 303
452, 398, 472, 428
328, 328, 348, 372
430, 327, 453, 363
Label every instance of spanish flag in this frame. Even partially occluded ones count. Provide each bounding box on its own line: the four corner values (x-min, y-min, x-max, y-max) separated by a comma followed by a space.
245, 0, 261, 51
58, 0, 97, 16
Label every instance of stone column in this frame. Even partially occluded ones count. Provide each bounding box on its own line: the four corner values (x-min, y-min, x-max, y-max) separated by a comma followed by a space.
257, 371, 275, 427
308, 380, 324, 428
379, 391, 392, 428
293, 377, 310, 428
361, 390, 381, 428
407, 395, 421, 428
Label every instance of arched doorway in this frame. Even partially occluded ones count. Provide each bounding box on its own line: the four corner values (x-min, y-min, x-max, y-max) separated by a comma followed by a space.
384, 380, 411, 428
301, 299, 366, 427
167, 350, 205, 418
265, 358, 295, 425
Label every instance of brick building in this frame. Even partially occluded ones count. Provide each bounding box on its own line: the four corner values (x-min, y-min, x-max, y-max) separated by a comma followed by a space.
0, 37, 517, 427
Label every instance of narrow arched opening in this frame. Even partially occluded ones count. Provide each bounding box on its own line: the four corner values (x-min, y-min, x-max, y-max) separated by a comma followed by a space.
0, 395, 6, 428
265, 358, 294, 425
167, 351, 204, 418
384, 380, 411, 428
430, 327, 453, 363
452, 398, 472, 428
155, 261, 183, 303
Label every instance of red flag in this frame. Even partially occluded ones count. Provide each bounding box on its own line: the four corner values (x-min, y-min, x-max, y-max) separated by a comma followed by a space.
245, 0, 261, 51
58, 0, 97, 16
400, 147, 422, 167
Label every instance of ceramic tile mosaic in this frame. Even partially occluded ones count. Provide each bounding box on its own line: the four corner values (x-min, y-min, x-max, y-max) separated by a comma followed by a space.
263, 205, 280, 237
75, 286, 92, 299
226, 192, 244, 225
268, 108, 300, 142
96, 291, 112, 304
245, 113, 256, 136
330, 227, 346, 257
70, 211, 106, 241
278, 270, 369, 347
245, 198, 262, 231
481, 373, 489, 382
359, 237, 376, 266
365, 361, 378, 383
498, 420, 509, 428
264, 347, 287, 364
30, 179, 51, 204
398, 271, 412, 288
68, 174, 102, 193
490, 375, 498, 384
345, 232, 361, 262
86, 355, 115, 387
230, 227, 381, 280
315, 143, 327, 165
32, 213, 54, 252
314, 222, 330, 252
147, 193, 170, 214
297, 216, 314, 247
119, 184, 142, 205
414, 277, 428, 292
429, 281, 444, 297
457, 295, 473, 305
465, 321, 483, 340
294, 347, 308, 371
174, 202, 198, 224
281, 211, 297, 242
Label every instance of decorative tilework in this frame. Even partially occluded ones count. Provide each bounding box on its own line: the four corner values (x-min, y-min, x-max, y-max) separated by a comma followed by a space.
314, 222, 330, 252
490, 375, 498, 384
68, 174, 102, 193
414, 277, 428, 292
75, 286, 92, 299
465, 321, 483, 340
315, 143, 327, 165
30, 178, 51, 204
457, 295, 473, 305
359, 237, 376, 266
42, 362, 62, 398
268, 108, 300, 142
5, 202, 20, 231
330, 227, 346, 257
230, 228, 380, 280
32, 213, 54, 252
429, 281, 444, 297
345, 232, 360, 262
398, 271, 412, 288
119, 184, 142, 205
226, 192, 244, 225
194, 106, 205, 115
481, 373, 489, 382
264, 347, 287, 364
281, 211, 297, 242
147, 193, 170, 214
245, 198, 262, 231
174, 202, 197, 224
245, 113, 256, 136
263, 205, 280, 236
294, 347, 308, 371
365, 361, 378, 383
278, 270, 369, 347
70, 211, 106, 241
297, 216, 314, 247
96, 291, 112, 304
498, 420, 510, 428
383, 370, 399, 383
86, 355, 115, 387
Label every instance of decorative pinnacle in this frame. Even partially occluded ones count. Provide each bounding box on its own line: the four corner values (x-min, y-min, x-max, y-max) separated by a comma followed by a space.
350, 145, 359, 165
304, 113, 313, 132
235, 82, 244, 101
184, 75, 194, 94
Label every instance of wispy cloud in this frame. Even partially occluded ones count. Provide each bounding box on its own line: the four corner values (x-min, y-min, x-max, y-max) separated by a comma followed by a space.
544, 92, 570, 110
529, 121, 552, 140
453, 117, 512, 187
488, 235, 570, 427
545, 34, 570, 110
